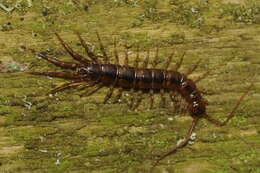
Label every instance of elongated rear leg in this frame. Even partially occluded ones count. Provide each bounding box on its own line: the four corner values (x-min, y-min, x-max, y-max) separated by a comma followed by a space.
152, 118, 199, 168
203, 83, 253, 126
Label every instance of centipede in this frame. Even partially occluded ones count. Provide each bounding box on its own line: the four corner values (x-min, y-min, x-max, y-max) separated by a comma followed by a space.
28, 32, 253, 168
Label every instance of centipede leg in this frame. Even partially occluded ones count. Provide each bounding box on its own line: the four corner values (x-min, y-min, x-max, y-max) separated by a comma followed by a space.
129, 92, 137, 109
169, 91, 178, 109
47, 81, 84, 95
164, 51, 174, 70
149, 89, 154, 109
143, 49, 150, 68
103, 86, 115, 104
136, 49, 150, 108
194, 70, 210, 83
159, 89, 167, 108
81, 85, 103, 97
124, 46, 129, 66
128, 46, 140, 108
203, 83, 253, 126
186, 59, 202, 76
153, 118, 199, 168
113, 38, 120, 65
152, 46, 160, 68
133, 45, 140, 67
28, 71, 81, 80
131, 91, 144, 110
113, 88, 123, 103
37, 53, 80, 70
96, 31, 109, 63
175, 52, 185, 70
159, 52, 175, 108
55, 33, 90, 64
75, 32, 99, 63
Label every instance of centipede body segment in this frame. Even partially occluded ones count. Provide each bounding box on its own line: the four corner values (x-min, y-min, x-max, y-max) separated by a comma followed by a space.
29, 32, 253, 167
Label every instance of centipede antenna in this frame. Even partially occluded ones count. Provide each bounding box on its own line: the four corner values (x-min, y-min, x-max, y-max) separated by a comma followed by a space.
95, 31, 109, 63
152, 118, 199, 169
203, 83, 254, 126
113, 38, 120, 65
143, 48, 150, 68
186, 59, 202, 76
55, 33, 90, 64
37, 52, 80, 70
175, 51, 185, 70
75, 32, 99, 63
28, 71, 81, 79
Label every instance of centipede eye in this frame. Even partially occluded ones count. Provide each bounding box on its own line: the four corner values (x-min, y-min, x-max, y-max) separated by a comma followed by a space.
77, 67, 89, 76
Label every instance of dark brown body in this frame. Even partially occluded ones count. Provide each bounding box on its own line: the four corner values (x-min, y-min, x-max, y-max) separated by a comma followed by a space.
80, 63, 206, 118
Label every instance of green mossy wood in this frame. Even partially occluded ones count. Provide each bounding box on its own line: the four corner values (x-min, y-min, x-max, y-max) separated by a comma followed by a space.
0, 0, 259, 173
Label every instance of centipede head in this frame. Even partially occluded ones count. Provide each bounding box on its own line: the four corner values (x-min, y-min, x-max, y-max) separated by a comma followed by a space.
76, 63, 100, 81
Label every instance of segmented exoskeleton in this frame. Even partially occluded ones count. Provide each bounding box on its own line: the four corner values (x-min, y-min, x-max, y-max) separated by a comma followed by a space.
29, 32, 253, 167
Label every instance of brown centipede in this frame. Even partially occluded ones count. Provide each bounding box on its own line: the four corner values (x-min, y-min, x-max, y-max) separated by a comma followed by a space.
28, 32, 253, 168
